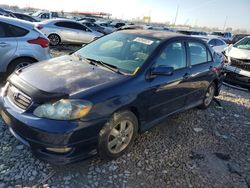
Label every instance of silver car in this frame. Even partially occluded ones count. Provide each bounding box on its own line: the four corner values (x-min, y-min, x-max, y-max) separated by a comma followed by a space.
36, 19, 104, 46
0, 16, 51, 78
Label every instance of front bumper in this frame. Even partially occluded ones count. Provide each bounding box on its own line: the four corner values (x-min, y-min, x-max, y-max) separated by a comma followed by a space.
0, 96, 107, 165
224, 64, 250, 89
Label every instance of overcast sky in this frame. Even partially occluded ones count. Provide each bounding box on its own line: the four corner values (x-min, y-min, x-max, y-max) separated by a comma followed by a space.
1, 0, 250, 30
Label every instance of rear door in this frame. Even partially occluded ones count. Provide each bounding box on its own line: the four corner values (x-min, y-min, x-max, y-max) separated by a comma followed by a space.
185, 40, 214, 107
0, 21, 17, 73
148, 40, 191, 121
54, 21, 78, 43
69, 22, 95, 43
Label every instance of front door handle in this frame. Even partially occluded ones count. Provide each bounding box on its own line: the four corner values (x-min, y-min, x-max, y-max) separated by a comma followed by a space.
183, 73, 190, 80
0, 42, 8, 47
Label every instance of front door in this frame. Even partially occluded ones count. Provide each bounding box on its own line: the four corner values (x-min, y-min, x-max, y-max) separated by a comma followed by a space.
148, 41, 191, 121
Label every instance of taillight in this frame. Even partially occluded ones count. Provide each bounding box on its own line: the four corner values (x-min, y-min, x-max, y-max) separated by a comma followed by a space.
28, 37, 49, 48
36, 25, 43, 30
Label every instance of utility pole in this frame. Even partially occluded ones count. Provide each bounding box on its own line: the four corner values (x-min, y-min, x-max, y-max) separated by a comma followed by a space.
173, 5, 179, 26
223, 16, 228, 31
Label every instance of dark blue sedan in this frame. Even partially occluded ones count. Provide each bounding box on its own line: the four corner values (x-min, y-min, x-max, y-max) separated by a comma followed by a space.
0, 30, 224, 164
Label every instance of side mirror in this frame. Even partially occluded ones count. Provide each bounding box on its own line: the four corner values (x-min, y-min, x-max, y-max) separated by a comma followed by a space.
151, 66, 174, 76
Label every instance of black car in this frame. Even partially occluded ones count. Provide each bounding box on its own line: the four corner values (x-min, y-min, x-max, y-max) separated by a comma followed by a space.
13, 12, 38, 22
0, 30, 224, 164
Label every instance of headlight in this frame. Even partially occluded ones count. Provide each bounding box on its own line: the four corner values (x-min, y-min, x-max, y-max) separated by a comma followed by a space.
33, 99, 92, 120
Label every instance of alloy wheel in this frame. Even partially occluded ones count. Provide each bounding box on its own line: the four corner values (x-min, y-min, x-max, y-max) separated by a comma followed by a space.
204, 85, 215, 106
107, 120, 134, 154
49, 34, 60, 46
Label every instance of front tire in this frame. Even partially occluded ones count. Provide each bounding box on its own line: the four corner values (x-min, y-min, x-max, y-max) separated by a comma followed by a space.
198, 82, 216, 109
98, 110, 138, 160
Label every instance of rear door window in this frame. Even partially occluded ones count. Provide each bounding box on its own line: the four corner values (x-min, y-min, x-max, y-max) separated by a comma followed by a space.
0, 22, 28, 37
55, 21, 89, 31
188, 42, 211, 65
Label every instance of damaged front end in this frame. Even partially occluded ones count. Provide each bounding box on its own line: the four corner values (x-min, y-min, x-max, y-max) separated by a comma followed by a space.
224, 51, 250, 90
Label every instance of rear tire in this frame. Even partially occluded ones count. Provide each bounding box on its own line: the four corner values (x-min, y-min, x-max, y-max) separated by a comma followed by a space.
98, 110, 138, 160
48, 34, 61, 46
198, 82, 216, 109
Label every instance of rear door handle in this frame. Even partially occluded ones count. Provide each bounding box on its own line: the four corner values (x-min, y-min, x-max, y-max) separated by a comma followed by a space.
0, 42, 8, 47
183, 73, 190, 80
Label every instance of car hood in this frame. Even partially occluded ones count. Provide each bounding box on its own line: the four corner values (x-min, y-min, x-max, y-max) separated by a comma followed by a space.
16, 55, 124, 94
227, 47, 250, 60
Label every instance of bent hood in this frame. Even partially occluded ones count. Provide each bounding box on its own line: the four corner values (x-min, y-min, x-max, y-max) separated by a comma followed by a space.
227, 47, 250, 60
16, 55, 124, 94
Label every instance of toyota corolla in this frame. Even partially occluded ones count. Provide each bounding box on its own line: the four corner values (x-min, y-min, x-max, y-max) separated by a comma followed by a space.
0, 30, 224, 164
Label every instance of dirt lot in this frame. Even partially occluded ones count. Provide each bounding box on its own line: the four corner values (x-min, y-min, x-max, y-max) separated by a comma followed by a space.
0, 46, 249, 188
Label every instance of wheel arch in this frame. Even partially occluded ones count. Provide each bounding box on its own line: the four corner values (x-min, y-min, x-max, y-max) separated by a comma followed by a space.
112, 105, 141, 133
7, 56, 38, 71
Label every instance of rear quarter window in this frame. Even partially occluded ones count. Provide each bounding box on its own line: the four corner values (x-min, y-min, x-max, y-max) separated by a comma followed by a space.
8, 24, 29, 37
0, 22, 28, 37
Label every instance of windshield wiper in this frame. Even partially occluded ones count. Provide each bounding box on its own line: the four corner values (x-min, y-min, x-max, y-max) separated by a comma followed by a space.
86, 58, 126, 75
73, 54, 129, 75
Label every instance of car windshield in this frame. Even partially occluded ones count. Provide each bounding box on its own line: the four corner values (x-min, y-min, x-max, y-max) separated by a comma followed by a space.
234, 37, 250, 50
76, 32, 161, 74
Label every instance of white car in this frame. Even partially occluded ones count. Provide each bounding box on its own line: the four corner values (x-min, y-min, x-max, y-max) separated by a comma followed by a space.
224, 36, 250, 89
193, 35, 228, 54
36, 19, 104, 46
0, 16, 51, 78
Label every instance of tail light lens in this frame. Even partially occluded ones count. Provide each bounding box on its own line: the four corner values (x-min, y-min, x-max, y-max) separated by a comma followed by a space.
36, 25, 43, 30
28, 37, 49, 48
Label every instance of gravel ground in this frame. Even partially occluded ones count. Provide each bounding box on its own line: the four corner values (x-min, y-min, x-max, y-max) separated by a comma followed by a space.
0, 46, 249, 188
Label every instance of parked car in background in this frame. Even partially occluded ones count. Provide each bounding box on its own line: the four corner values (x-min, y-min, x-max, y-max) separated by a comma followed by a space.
230, 34, 250, 44
211, 31, 233, 43
0, 30, 224, 164
32, 11, 59, 21
80, 21, 108, 34
96, 21, 114, 33
0, 16, 51, 77
13, 12, 38, 22
36, 19, 104, 45
110, 22, 126, 28
0, 8, 16, 18
177, 30, 207, 36
77, 17, 96, 23
224, 36, 250, 89
194, 36, 228, 54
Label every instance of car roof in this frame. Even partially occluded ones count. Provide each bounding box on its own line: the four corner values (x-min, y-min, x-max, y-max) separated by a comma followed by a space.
0, 15, 35, 29
41, 18, 75, 24
117, 29, 184, 40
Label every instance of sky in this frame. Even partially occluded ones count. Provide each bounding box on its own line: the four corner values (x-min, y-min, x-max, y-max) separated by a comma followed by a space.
1, 0, 250, 30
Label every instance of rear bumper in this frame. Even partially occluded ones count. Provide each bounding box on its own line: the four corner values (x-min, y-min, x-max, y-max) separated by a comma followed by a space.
0, 95, 108, 165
